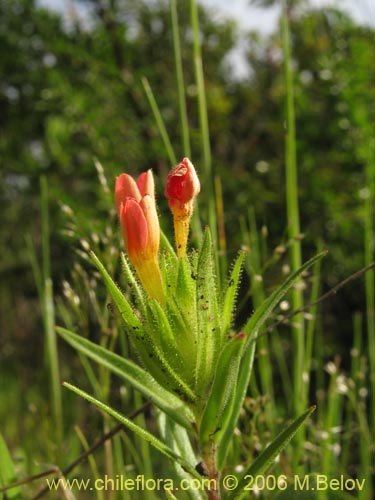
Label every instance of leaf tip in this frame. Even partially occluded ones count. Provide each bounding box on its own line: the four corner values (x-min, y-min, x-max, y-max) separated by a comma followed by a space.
235, 332, 246, 341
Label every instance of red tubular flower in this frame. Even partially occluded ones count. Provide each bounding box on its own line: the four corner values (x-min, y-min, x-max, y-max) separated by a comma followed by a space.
165, 158, 200, 257
115, 170, 164, 303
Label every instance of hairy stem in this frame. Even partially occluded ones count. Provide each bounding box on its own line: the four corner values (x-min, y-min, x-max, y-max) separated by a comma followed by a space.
202, 444, 221, 500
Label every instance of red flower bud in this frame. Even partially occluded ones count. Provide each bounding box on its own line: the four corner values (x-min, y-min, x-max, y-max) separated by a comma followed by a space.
165, 158, 200, 257
165, 157, 200, 212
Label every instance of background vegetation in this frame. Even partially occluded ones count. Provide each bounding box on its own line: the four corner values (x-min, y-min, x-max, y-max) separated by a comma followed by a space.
0, 0, 374, 498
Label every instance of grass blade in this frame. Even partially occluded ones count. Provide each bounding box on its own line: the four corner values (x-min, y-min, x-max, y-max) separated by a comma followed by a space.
189, 0, 217, 262
44, 278, 63, 447
141, 76, 176, 165
282, 0, 304, 421
40, 177, 63, 447
170, 0, 191, 157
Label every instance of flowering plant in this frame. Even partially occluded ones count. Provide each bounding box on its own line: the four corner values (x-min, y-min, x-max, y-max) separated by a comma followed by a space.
59, 158, 324, 500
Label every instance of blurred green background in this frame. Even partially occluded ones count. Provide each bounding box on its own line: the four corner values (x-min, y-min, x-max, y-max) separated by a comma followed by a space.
0, 0, 374, 498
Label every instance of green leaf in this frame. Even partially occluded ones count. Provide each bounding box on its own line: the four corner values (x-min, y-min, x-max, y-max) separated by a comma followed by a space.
147, 336, 197, 404
147, 300, 194, 386
159, 414, 197, 470
199, 333, 246, 450
160, 230, 178, 261
218, 251, 326, 469
222, 251, 246, 336
217, 340, 257, 469
63, 382, 200, 479
159, 414, 205, 500
90, 250, 141, 330
195, 228, 221, 393
227, 406, 316, 500
120, 252, 146, 314
175, 257, 196, 318
0, 433, 21, 499
160, 249, 179, 297
149, 299, 178, 351
90, 251, 196, 403
57, 327, 194, 428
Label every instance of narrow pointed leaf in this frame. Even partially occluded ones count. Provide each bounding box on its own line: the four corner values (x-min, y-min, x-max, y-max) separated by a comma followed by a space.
219, 252, 326, 468
227, 406, 316, 500
90, 250, 141, 330
57, 327, 194, 428
175, 257, 196, 318
148, 337, 197, 404
195, 228, 221, 392
159, 414, 204, 500
63, 382, 200, 479
199, 333, 246, 450
120, 252, 146, 314
150, 299, 178, 350
222, 251, 246, 336
147, 300, 194, 385
160, 230, 178, 261
159, 414, 197, 471
217, 338, 256, 469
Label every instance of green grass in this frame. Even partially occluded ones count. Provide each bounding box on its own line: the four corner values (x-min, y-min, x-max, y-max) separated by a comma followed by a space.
282, 1, 304, 424
26, 177, 63, 451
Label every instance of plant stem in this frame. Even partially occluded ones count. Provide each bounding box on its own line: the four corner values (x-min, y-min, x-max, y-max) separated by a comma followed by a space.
189, 0, 211, 177
202, 445, 221, 500
364, 151, 375, 435
40, 177, 63, 449
189, 0, 219, 273
170, 0, 191, 158
282, 1, 304, 417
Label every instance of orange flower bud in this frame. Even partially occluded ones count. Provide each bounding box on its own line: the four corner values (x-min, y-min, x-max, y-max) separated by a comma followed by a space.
137, 170, 155, 199
165, 158, 200, 257
115, 170, 164, 303
115, 173, 141, 214
115, 169, 155, 215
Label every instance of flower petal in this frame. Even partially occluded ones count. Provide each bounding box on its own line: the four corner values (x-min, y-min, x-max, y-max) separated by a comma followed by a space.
137, 169, 155, 198
165, 158, 200, 207
115, 174, 141, 215
140, 195, 160, 255
121, 198, 148, 262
